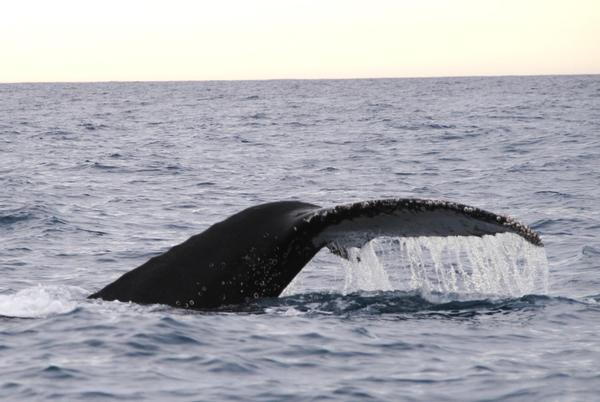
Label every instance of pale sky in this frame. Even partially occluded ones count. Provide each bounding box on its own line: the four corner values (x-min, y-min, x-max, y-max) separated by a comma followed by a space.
1, 0, 599, 83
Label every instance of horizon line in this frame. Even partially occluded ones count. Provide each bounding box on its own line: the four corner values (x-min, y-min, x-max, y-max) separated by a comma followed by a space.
1, 72, 598, 85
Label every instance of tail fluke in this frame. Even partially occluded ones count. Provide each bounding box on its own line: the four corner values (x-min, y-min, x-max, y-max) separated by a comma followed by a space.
301, 199, 542, 257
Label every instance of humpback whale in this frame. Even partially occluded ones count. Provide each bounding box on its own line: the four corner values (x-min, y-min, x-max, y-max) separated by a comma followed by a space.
89, 199, 542, 309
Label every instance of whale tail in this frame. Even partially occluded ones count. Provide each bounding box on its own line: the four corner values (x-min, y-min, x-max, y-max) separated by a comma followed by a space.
89, 198, 542, 309
302, 199, 542, 259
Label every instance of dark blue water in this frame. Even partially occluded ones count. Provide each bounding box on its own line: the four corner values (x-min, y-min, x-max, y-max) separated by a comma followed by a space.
1, 76, 599, 400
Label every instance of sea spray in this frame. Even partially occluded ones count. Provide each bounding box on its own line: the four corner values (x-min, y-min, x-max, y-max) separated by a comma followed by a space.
281, 233, 549, 298
342, 233, 549, 298
342, 242, 393, 293
0, 285, 87, 318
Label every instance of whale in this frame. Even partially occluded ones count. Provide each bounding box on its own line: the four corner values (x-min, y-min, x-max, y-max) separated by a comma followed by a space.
88, 198, 542, 309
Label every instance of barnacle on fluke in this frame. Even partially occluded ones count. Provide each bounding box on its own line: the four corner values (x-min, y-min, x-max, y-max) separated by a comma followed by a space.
306, 198, 542, 247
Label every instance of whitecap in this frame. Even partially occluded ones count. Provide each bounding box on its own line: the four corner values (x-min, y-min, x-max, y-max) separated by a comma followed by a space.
0, 285, 87, 318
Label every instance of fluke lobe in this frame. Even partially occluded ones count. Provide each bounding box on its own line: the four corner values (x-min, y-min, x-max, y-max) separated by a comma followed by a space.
89, 199, 542, 309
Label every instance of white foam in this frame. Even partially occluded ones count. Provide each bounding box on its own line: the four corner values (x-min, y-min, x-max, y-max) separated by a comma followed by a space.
0, 285, 87, 318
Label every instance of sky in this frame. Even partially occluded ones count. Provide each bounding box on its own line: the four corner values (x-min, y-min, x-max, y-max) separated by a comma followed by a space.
1, 0, 599, 83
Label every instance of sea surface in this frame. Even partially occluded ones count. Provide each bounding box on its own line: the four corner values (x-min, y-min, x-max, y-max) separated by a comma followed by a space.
1, 75, 599, 401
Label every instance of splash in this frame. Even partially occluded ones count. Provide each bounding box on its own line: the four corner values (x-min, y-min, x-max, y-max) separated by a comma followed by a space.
0, 285, 86, 318
342, 243, 393, 293
342, 233, 548, 298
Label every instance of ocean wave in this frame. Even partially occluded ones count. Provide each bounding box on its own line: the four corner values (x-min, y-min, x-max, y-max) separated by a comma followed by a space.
3, 284, 585, 321
222, 290, 583, 318
0, 210, 34, 226
581, 245, 600, 257
0, 285, 87, 319
0, 204, 65, 229
530, 218, 583, 234
78, 122, 108, 131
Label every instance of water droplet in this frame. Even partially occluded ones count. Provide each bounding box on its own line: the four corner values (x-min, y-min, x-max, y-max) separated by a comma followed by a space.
339, 234, 548, 298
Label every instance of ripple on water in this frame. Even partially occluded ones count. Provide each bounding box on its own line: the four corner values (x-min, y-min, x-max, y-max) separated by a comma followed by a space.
1, 76, 599, 401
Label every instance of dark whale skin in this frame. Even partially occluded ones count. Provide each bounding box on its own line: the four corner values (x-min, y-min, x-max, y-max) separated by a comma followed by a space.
89, 199, 542, 309
89, 201, 321, 309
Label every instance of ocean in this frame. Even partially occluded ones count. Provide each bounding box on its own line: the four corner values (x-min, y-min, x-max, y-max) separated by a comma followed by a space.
1, 75, 599, 400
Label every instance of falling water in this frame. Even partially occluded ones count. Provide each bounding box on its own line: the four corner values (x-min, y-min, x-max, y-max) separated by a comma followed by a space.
341, 233, 549, 297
